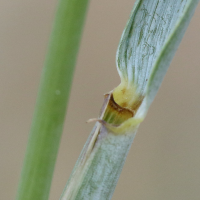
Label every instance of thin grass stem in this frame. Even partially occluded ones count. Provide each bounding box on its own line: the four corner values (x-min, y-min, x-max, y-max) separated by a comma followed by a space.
16, 0, 89, 199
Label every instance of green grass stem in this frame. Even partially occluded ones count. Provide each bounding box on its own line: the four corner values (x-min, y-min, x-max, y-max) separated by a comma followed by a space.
16, 0, 89, 199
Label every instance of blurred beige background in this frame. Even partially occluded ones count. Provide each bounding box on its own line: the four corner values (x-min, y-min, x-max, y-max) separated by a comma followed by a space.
1, 0, 200, 199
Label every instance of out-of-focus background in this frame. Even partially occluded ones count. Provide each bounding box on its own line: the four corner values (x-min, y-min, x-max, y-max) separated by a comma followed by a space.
1, 0, 200, 199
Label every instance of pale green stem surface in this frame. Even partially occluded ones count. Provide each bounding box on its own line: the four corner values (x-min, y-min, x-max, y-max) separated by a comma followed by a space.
61, 124, 137, 200
16, 0, 89, 200
60, 0, 199, 200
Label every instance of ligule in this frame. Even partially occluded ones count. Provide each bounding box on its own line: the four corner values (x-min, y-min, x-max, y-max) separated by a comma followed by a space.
102, 93, 133, 125
60, 93, 141, 200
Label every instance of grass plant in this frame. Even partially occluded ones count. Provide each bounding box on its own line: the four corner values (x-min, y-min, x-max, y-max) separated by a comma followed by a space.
60, 0, 199, 199
16, 0, 199, 200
